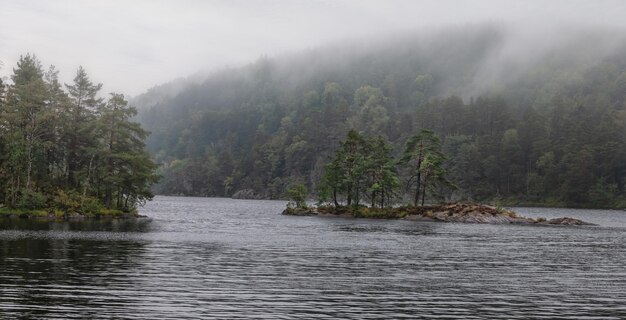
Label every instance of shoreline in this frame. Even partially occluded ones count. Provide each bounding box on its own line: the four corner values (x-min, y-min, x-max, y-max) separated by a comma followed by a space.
0, 208, 144, 221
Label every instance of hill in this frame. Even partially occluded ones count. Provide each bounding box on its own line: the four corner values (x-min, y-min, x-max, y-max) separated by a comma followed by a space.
135, 24, 626, 208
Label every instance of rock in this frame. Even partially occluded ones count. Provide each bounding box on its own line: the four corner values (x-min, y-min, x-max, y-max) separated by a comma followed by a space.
426, 203, 535, 224
280, 203, 595, 226
427, 205, 596, 225
543, 217, 595, 226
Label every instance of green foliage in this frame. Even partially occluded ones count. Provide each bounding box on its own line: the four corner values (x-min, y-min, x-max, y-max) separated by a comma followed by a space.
286, 184, 308, 209
353, 207, 408, 219
0, 55, 158, 215
53, 190, 81, 213
0, 207, 48, 217
79, 197, 105, 216
52, 190, 104, 215
319, 131, 400, 208
16, 190, 47, 210
400, 129, 451, 206
588, 178, 619, 208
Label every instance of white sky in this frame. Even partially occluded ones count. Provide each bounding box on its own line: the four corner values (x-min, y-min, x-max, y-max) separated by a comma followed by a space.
1, 0, 625, 96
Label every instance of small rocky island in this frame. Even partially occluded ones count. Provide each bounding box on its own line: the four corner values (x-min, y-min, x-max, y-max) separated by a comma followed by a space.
281, 130, 595, 227
283, 203, 595, 226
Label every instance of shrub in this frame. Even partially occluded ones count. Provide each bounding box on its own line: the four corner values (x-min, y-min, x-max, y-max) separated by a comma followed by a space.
17, 190, 47, 210
79, 197, 104, 215
53, 190, 105, 215
53, 189, 80, 213
98, 208, 124, 217
286, 184, 308, 209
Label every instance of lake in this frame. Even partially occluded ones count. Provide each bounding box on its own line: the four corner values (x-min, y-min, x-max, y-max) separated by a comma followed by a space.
1, 196, 625, 319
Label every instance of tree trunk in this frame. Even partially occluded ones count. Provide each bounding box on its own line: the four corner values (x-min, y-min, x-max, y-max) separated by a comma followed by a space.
414, 171, 422, 207
105, 120, 115, 208
414, 153, 422, 206
81, 155, 95, 207
26, 142, 32, 190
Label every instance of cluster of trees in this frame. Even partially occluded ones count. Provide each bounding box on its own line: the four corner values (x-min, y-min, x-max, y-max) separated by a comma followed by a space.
320, 130, 399, 208
0, 54, 158, 214
319, 129, 448, 209
137, 25, 626, 208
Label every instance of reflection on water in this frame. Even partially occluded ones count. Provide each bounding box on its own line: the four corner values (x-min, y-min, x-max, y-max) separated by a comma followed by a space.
0, 217, 154, 233
1, 196, 626, 319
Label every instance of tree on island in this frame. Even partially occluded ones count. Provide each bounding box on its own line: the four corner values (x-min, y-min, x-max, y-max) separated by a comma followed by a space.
364, 136, 399, 208
399, 129, 450, 206
286, 183, 308, 209
65, 66, 104, 190
0, 54, 158, 216
319, 130, 400, 209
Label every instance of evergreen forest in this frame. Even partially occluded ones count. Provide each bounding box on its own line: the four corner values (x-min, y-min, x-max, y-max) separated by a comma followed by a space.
133, 25, 626, 208
0, 55, 158, 216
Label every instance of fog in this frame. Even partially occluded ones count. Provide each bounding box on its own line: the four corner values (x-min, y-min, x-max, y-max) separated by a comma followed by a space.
1, 0, 625, 96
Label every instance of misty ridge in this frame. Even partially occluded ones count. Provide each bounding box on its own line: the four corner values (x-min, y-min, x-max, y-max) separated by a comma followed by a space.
134, 22, 626, 111
131, 22, 626, 208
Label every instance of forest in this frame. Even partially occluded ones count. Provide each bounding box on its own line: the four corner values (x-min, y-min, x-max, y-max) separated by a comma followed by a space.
136, 24, 626, 208
0, 55, 158, 216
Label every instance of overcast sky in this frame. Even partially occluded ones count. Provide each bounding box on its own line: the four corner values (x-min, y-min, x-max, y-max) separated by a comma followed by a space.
1, 0, 625, 96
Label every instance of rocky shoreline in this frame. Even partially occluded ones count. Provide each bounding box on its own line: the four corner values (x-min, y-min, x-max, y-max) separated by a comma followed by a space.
283, 203, 595, 226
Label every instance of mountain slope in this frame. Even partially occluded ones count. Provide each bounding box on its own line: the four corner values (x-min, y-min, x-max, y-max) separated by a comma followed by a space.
136, 24, 626, 207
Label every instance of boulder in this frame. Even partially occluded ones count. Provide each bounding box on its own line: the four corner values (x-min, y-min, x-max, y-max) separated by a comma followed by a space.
544, 217, 595, 225
427, 203, 535, 224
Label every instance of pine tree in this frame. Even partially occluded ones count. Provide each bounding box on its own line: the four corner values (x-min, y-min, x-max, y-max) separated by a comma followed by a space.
43, 65, 71, 187
400, 129, 447, 206
2, 55, 50, 199
64, 66, 103, 189
364, 136, 398, 208
320, 132, 399, 208
94, 93, 158, 210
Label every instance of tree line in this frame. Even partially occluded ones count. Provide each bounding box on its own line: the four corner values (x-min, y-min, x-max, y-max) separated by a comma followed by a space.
0, 54, 158, 215
143, 78, 626, 209
137, 26, 626, 208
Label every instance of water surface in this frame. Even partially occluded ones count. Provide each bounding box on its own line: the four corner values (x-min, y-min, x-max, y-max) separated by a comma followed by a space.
1, 197, 625, 319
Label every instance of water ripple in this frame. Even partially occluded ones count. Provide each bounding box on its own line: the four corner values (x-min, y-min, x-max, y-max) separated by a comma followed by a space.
1, 196, 625, 319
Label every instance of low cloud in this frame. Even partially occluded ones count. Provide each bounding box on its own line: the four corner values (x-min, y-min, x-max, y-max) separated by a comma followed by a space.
1, 0, 625, 96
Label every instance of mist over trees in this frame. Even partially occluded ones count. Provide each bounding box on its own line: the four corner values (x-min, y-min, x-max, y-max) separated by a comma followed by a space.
136, 24, 626, 208
0, 54, 158, 214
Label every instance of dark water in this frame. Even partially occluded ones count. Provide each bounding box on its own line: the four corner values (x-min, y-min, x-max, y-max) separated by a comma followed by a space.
1, 197, 626, 319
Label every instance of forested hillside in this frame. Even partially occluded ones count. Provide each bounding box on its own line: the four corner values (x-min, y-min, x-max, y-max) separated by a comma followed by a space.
136, 24, 626, 208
